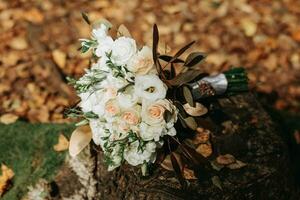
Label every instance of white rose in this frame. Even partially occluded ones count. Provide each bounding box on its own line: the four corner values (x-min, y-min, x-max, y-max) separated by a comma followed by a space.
95, 36, 114, 57
79, 90, 105, 116
92, 24, 109, 41
124, 141, 156, 166
127, 46, 155, 75
134, 74, 167, 102
111, 36, 137, 66
140, 122, 165, 141
117, 86, 138, 109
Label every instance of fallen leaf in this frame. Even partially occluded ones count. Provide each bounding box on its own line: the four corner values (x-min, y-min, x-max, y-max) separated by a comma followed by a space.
216, 154, 236, 165
196, 143, 212, 158
69, 125, 92, 157
292, 28, 300, 42
194, 127, 210, 144
9, 37, 28, 50
211, 176, 222, 190
53, 133, 69, 152
240, 18, 257, 37
24, 8, 44, 24
160, 153, 182, 171
0, 113, 19, 124
0, 164, 14, 196
227, 160, 247, 169
52, 49, 67, 69
183, 167, 197, 180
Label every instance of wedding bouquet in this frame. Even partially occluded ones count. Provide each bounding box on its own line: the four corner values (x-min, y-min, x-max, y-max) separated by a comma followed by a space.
67, 14, 248, 179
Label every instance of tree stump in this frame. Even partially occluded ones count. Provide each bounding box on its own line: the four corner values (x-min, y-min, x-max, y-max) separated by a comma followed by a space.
92, 93, 298, 200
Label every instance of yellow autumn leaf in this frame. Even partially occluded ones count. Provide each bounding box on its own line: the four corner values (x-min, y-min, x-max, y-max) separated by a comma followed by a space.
0, 164, 14, 196
52, 49, 67, 69
0, 113, 19, 125
53, 133, 69, 152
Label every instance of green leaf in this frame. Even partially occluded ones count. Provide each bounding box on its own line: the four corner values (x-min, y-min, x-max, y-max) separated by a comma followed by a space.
184, 117, 197, 130
81, 12, 91, 25
184, 52, 206, 67
183, 85, 195, 107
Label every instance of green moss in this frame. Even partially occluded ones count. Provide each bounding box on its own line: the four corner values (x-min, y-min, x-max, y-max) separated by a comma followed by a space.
0, 121, 75, 200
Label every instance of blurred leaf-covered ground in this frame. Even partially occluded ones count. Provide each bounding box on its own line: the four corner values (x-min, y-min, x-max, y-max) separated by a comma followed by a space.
0, 0, 300, 123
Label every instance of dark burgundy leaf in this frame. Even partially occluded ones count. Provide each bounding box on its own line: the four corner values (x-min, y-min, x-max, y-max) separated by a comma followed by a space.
170, 153, 186, 188
152, 24, 159, 68
184, 52, 206, 67
168, 70, 205, 86
81, 12, 91, 25
170, 41, 195, 63
159, 55, 184, 63
170, 63, 176, 79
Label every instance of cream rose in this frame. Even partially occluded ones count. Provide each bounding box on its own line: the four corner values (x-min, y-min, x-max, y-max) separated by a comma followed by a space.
127, 46, 155, 75
142, 99, 173, 126
111, 36, 137, 66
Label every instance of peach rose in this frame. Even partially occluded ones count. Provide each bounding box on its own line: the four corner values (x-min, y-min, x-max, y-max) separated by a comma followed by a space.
122, 110, 140, 125
105, 100, 120, 116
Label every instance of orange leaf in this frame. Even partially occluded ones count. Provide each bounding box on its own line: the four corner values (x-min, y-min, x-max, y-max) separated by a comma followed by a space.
0, 164, 14, 196
53, 133, 69, 152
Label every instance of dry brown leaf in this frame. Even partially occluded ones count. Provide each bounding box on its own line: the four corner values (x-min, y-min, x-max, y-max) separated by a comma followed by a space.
160, 153, 182, 171
52, 49, 67, 69
294, 130, 300, 144
292, 28, 300, 42
69, 125, 92, 157
216, 154, 236, 165
194, 127, 210, 144
9, 37, 28, 50
240, 18, 257, 37
227, 160, 247, 169
53, 133, 69, 152
196, 143, 212, 158
0, 164, 14, 196
117, 24, 132, 38
24, 8, 44, 24
0, 113, 19, 124
183, 167, 197, 180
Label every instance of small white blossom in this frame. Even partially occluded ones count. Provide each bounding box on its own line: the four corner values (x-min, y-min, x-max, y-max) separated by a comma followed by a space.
92, 24, 109, 41
95, 36, 114, 57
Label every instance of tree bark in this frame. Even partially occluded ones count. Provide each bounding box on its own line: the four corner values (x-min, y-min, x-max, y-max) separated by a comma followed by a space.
93, 93, 298, 200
